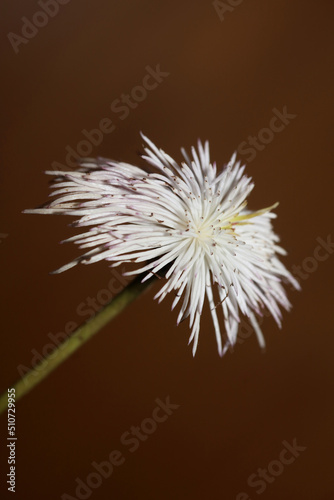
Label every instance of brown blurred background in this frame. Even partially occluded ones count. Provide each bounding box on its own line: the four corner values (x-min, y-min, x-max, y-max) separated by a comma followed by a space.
1, 1, 334, 499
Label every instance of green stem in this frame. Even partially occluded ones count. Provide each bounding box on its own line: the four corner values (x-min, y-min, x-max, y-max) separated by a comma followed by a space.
0, 273, 156, 416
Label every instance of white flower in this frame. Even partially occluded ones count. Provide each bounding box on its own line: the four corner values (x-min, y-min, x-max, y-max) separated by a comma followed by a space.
26, 134, 300, 356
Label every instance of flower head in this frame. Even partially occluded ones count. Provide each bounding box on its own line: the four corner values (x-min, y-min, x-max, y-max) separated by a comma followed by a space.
27, 134, 300, 355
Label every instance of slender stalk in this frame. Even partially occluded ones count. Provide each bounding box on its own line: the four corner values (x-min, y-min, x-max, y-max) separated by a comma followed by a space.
0, 273, 156, 416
